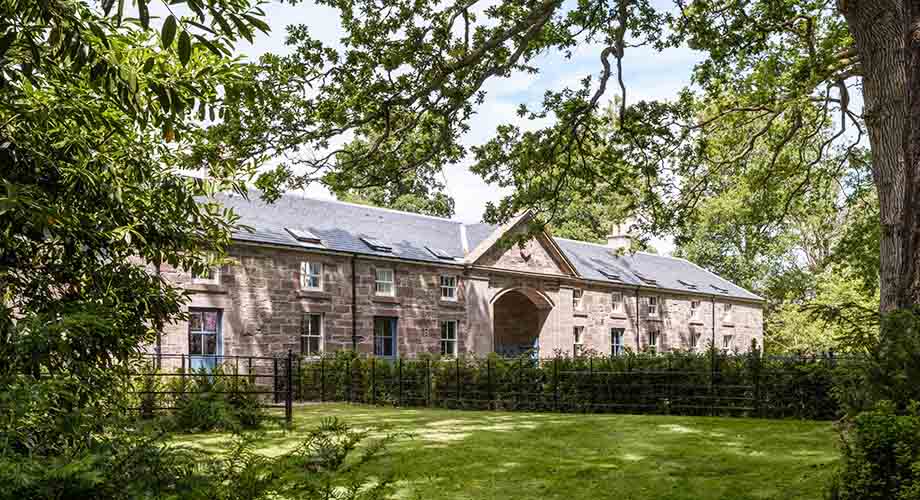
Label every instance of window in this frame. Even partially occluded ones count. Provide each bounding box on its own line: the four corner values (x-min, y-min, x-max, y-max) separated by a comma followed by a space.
188, 309, 221, 371
647, 296, 660, 317
611, 291, 623, 313
191, 266, 220, 285
375, 268, 395, 296
573, 326, 584, 356
440, 275, 457, 301
374, 317, 397, 357
723, 303, 733, 322
648, 330, 660, 353
690, 300, 701, 320
690, 331, 702, 351
440, 320, 458, 356
611, 328, 625, 356
722, 334, 734, 350
573, 289, 584, 311
300, 261, 323, 290
301, 313, 323, 356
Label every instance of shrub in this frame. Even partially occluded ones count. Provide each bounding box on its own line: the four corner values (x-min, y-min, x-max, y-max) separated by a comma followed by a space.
829, 401, 920, 500
139, 363, 266, 432
0, 416, 397, 500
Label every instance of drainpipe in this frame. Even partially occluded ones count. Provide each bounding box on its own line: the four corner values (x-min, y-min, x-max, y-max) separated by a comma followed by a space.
634, 286, 641, 351
351, 254, 358, 351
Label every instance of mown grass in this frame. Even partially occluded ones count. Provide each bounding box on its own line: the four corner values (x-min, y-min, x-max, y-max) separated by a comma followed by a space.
181, 403, 839, 500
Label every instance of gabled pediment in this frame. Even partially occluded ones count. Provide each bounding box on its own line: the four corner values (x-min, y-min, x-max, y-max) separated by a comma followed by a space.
466, 212, 579, 277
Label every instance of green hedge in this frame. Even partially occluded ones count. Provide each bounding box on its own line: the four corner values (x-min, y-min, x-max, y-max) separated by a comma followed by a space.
299, 350, 854, 419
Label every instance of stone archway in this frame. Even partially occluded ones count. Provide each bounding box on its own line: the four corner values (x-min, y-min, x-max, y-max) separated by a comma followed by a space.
491, 287, 553, 357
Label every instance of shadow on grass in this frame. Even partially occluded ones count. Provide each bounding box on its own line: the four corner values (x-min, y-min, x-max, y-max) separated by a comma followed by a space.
174, 404, 839, 500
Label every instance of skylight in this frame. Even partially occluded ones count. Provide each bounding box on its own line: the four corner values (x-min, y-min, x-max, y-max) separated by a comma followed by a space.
597, 269, 622, 281
361, 236, 392, 252
677, 279, 698, 290
634, 272, 659, 286
426, 246, 454, 260
710, 284, 729, 294
285, 227, 322, 245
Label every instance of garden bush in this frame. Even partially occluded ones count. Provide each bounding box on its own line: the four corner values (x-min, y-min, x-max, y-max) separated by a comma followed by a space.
299, 348, 851, 418
136, 363, 267, 432
829, 401, 920, 500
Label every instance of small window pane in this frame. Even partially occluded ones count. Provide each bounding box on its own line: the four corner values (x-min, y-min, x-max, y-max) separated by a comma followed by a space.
189, 333, 203, 355
189, 311, 202, 331
203, 334, 217, 355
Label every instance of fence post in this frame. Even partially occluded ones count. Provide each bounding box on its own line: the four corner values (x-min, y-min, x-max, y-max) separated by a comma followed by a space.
487, 357, 494, 410
320, 357, 326, 402
398, 357, 403, 407
753, 350, 762, 418
455, 355, 461, 407
181, 353, 186, 381
296, 355, 302, 401
248, 356, 254, 385
273, 356, 279, 404
516, 356, 522, 409
347, 355, 352, 403
426, 358, 431, 407
553, 356, 559, 411
589, 356, 594, 413
285, 350, 293, 427
371, 356, 376, 405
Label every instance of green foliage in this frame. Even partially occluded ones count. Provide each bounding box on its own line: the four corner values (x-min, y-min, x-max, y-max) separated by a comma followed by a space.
0, 417, 396, 500
301, 350, 849, 419
829, 402, 920, 500
137, 364, 267, 432
767, 264, 879, 354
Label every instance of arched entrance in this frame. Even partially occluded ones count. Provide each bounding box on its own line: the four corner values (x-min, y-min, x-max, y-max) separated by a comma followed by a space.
491, 288, 553, 357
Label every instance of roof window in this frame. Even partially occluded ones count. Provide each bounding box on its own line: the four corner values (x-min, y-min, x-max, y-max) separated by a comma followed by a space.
426, 246, 455, 260
286, 227, 322, 245
361, 236, 392, 252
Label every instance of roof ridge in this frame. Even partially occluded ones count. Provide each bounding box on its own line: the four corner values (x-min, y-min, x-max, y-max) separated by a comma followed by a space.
235, 189, 466, 225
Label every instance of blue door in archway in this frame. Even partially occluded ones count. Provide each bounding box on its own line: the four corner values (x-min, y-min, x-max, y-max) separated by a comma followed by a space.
188, 308, 222, 371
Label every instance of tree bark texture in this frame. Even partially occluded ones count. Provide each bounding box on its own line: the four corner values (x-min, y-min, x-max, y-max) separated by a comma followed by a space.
840, 1, 910, 313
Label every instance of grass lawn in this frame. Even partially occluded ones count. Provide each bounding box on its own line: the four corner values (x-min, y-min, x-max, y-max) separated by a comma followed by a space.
182, 403, 839, 500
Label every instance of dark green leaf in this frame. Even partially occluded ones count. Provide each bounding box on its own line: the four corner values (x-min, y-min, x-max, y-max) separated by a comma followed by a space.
0, 32, 15, 59
162, 15, 177, 49
178, 31, 191, 65
193, 34, 223, 57
142, 56, 155, 73
242, 14, 270, 35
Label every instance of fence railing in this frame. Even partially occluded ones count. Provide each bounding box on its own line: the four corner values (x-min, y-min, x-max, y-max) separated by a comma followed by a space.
298, 351, 856, 420
130, 351, 298, 426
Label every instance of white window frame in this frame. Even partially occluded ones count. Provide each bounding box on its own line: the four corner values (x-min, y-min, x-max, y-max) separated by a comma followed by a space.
611, 291, 623, 313
374, 267, 395, 296
573, 325, 584, 356
690, 300, 701, 321
440, 320, 458, 356
611, 328, 625, 356
722, 334, 734, 350
573, 289, 584, 311
723, 303, 733, 323
191, 266, 220, 285
690, 331, 701, 351
648, 330, 660, 353
647, 296, 660, 317
300, 261, 323, 291
301, 313, 324, 357
440, 275, 457, 301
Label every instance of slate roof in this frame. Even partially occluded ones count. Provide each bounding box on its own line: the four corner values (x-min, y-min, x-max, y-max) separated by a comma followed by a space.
215, 191, 762, 302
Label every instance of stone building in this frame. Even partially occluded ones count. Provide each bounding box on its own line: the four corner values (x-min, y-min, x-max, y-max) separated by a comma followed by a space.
157, 192, 763, 365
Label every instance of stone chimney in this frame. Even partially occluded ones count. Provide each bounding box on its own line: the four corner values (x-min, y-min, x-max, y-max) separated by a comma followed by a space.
606, 219, 633, 251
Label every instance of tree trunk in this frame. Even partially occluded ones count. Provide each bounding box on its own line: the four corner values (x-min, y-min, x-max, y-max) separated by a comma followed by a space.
840, 1, 911, 313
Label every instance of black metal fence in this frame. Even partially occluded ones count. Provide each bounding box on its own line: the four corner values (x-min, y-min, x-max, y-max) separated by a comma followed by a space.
298, 351, 856, 419
130, 351, 298, 425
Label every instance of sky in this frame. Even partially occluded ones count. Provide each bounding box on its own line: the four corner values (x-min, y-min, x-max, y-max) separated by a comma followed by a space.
185, 0, 707, 252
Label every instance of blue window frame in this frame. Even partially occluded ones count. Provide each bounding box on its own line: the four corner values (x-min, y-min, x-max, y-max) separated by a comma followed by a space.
374, 316, 397, 357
